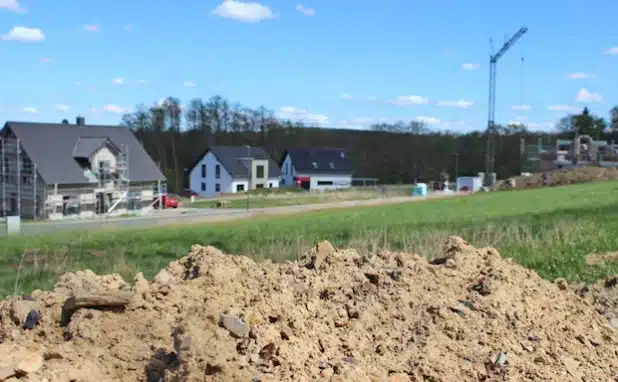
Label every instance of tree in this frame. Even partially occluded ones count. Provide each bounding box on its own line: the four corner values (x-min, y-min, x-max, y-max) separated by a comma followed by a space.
610, 106, 618, 133
557, 107, 606, 139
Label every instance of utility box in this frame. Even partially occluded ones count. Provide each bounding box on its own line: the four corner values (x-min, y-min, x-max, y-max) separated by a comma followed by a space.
6, 216, 21, 236
412, 183, 428, 197
456, 176, 483, 192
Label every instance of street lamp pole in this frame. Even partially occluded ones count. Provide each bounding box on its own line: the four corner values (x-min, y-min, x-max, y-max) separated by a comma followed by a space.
243, 145, 251, 211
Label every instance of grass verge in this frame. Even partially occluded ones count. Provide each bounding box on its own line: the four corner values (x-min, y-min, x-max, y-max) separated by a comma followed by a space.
2, 181, 618, 296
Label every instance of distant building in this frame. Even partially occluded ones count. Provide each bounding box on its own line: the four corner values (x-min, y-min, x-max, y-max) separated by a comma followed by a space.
188, 146, 281, 197
0, 117, 166, 220
280, 148, 353, 191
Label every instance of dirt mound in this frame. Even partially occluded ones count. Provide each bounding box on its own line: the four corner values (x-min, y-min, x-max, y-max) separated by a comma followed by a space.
1, 238, 618, 381
497, 166, 618, 190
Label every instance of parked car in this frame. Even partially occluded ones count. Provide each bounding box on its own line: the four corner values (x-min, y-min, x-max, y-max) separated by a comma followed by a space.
153, 194, 179, 209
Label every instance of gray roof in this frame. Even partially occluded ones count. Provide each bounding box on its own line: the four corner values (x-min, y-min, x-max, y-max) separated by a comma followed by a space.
2, 121, 166, 185
198, 146, 281, 179
73, 137, 116, 159
283, 147, 353, 174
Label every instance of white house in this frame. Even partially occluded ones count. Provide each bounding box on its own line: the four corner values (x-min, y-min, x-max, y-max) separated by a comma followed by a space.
280, 148, 353, 191
189, 146, 281, 198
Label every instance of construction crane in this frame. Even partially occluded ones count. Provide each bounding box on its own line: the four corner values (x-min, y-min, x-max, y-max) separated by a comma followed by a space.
484, 26, 528, 186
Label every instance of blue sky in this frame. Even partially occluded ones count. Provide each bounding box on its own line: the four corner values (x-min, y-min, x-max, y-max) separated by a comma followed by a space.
1, 0, 618, 132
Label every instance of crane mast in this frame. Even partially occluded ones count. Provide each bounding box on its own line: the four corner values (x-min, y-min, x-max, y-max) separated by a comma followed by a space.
484, 26, 528, 186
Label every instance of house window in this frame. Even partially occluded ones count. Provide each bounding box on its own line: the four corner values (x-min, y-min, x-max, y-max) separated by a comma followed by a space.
256, 184, 264, 189
236, 184, 245, 192
201, 164, 206, 178
215, 164, 221, 179
201, 182, 206, 192
215, 183, 220, 192
256, 165, 265, 178
317, 181, 333, 186
269, 183, 273, 188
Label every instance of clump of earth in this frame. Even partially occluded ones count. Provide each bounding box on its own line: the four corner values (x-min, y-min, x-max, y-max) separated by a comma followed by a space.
1, 237, 618, 381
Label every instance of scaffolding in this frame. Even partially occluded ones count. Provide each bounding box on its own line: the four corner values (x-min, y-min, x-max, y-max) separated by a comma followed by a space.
0, 136, 45, 220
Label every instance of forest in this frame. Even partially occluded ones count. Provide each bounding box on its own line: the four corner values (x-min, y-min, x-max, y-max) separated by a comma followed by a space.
120, 95, 618, 192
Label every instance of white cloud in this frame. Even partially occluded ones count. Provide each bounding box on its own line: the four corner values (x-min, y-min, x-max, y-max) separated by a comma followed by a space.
436, 99, 474, 108
0, 0, 26, 13
462, 63, 480, 71
296, 4, 315, 16
123, 24, 132, 32
277, 106, 328, 125
548, 104, 574, 112
213, 0, 274, 23
103, 104, 128, 114
576, 88, 602, 103
605, 47, 618, 55
514, 115, 528, 121
54, 104, 70, 112
22, 107, 38, 114
184, 81, 196, 87
566, 72, 596, 80
512, 104, 531, 111
82, 24, 101, 32
341, 93, 378, 101
1, 26, 45, 42
415, 116, 441, 125
389, 95, 429, 106
112, 77, 125, 85
134, 79, 148, 85
40, 57, 53, 63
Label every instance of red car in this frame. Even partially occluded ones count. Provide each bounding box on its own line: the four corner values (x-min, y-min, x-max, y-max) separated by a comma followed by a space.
154, 195, 179, 209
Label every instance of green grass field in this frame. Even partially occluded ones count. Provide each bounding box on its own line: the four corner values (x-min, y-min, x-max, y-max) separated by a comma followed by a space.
2, 181, 618, 296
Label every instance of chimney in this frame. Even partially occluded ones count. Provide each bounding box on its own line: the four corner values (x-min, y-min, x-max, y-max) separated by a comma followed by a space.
76, 116, 85, 126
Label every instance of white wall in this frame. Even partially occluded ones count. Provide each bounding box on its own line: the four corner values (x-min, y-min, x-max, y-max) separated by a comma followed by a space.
297, 173, 352, 191
92, 146, 117, 169
189, 152, 233, 197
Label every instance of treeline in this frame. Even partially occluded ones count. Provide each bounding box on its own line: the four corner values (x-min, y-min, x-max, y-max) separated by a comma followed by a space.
120, 96, 618, 192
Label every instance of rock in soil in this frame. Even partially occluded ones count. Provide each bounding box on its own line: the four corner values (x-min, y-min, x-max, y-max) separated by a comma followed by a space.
0, 238, 618, 381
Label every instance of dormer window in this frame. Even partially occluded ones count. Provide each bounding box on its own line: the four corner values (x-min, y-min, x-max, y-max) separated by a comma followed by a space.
312, 162, 318, 169
329, 162, 335, 169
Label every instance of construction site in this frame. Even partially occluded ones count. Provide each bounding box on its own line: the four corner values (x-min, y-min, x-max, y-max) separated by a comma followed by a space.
0, 126, 167, 221
522, 134, 618, 173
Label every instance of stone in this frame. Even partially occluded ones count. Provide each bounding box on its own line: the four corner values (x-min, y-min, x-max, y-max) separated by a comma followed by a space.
15, 352, 43, 375
220, 314, 250, 338
154, 269, 172, 285
610, 318, 618, 329
311, 241, 335, 270
0, 366, 15, 380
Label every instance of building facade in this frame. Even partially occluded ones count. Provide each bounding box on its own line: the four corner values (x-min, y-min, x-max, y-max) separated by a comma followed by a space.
189, 146, 281, 198
280, 148, 353, 191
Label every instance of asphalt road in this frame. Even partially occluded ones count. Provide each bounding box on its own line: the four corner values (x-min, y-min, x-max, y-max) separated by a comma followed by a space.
1, 192, 464, 237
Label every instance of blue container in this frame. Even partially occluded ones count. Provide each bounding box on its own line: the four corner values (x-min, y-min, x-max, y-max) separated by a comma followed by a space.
412, 183, 428, 197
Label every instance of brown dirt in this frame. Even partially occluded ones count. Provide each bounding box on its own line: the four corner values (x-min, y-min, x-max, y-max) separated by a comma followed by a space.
496, 166, 618, 190
1, 237, 618, 381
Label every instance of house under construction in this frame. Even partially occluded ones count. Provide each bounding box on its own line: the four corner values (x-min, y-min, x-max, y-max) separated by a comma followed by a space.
0, 117, 167, 220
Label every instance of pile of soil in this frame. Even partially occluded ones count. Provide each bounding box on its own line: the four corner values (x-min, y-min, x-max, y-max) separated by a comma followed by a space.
497, 166, 618, 190
1, 237, 618, 381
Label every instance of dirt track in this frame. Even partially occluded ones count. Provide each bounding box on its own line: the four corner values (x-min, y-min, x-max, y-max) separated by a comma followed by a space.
1, 236, 618, 381
7, 192, 466, 237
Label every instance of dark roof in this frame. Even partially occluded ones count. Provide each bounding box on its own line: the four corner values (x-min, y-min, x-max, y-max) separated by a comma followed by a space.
2, 121, 165, 185
192, 146, 281, 179
73, 137, 117, 159
283, 148, 353, 174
